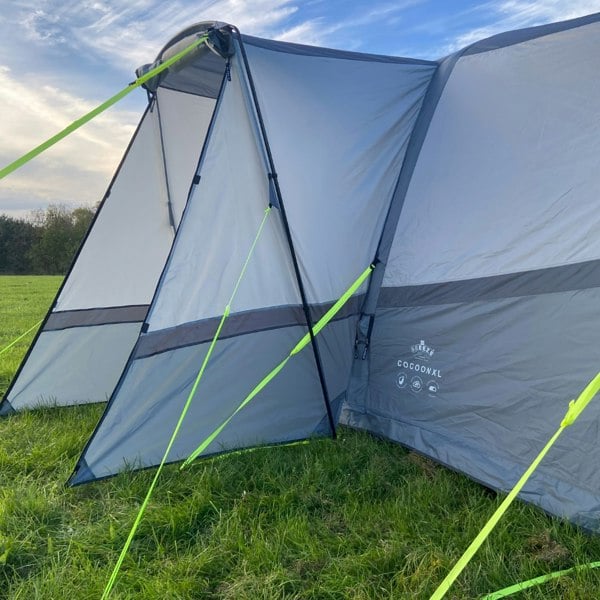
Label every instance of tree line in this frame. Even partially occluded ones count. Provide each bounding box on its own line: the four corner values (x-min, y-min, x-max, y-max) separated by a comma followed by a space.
0, 204, 96, 275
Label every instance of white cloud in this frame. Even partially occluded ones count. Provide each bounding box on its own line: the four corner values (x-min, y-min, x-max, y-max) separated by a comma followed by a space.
0, 65, 138, 216
448, 0, 600, 54
14, 0, 306, 71
8, 0, 596, 217
496, 0, 600, 24
276, 19, 326, 45
276, 1, 427, 48
0, 0, 328, 217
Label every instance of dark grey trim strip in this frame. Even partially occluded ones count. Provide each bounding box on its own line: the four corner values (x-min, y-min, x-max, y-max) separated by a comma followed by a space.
44, 305, 149, 331
0, 400, 15, 416
155, 22, 229, 61
241, 34, 437, 66
462, 11, 600, 56
378, 260, 600, 307
135, 296, 364, 359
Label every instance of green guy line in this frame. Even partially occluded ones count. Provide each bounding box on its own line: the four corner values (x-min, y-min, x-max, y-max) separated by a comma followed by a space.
181, 262, 375, 468
429, 371, 600, 600
0, 34, 209, 181
482, 561, 600, 599
101, 207, 271, 599
0, 319, 43, 358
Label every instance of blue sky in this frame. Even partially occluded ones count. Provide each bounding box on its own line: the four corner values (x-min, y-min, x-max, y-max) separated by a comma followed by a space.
1, 0, 600, 217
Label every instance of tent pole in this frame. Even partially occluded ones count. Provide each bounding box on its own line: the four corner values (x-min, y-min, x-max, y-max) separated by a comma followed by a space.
153, 94, 178, 235
231, 27, 337, 439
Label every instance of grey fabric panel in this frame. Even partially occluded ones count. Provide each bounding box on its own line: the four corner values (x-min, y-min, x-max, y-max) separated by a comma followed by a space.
379, 259, 600, 307
342, 288, 600, 529
136, 296, 364, 359
44, 305, 148, 331
146, 54, 304, 332
242, 34, 436, 65
6, 323, 142, 409
341, 409, 600, 531
309, 317, 358, 430
313, 391, 346, 436
374, 52, 461, 265
355, 51, 461, 325
159, 46, 226, 98
384, 22, 600, 289
462, 12, 600, 56
347, 52, 461, 399
70, 325, 332, 484
245, 45, 434, 308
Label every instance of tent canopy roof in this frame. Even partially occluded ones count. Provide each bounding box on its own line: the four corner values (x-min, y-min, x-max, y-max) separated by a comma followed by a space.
136, 10, 600, 98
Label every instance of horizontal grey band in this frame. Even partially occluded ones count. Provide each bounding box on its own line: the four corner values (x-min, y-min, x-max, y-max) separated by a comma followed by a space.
135, 295, 365, 359
378, 259, 600, 307
44, 305, 149, 331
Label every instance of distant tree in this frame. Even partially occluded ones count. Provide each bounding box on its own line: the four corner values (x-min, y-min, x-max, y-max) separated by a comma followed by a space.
0, 215, 38, 274
28, 204, 95, 274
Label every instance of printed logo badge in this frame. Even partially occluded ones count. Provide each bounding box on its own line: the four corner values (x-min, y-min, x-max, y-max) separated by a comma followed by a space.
396, 340, 442, 398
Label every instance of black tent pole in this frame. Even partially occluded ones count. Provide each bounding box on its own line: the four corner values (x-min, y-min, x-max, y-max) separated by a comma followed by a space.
231, 27, 337, 439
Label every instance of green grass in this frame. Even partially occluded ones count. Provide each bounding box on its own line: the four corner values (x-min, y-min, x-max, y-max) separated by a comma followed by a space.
1, 276, 600, 599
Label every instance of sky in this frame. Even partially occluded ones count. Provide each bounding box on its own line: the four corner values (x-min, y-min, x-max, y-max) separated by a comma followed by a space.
1, 0, 600, 218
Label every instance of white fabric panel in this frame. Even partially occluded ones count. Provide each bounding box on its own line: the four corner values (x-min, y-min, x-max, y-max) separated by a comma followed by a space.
245, 44, 435, 303
56, 109, 174, 310
385, 22, 600, 287
148, 55, 300, 332
156, 88, 216, 223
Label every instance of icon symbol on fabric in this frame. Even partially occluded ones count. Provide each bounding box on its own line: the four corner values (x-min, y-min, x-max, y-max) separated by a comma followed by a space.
410, 376, 423, 393
427, 380, 439, 396
397, 373, 407, 389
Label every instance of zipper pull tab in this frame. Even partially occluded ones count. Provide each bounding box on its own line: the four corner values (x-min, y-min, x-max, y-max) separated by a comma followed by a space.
361, 340, 369, 361
225, 61, 231, 81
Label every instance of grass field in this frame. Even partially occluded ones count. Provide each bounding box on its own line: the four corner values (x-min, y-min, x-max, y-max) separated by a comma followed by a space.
1, 275, 600, 599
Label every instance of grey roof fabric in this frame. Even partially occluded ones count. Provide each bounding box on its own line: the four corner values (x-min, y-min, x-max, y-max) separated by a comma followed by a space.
138, 22, 230, 97
461, 11, 600, 56
241, 34, 435, 65
158, 46, 227, 98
